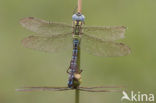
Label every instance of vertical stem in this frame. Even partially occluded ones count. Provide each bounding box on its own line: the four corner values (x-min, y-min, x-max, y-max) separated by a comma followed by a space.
78, 0, 82, 13
77, 39, 81, 73
75, 38, 81, 103
75, 89, 80, 103
75, 36, 81, 103
75, 0, 82, 102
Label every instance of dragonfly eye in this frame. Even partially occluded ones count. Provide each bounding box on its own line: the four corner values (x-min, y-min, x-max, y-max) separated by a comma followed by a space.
72, 14, 85, 21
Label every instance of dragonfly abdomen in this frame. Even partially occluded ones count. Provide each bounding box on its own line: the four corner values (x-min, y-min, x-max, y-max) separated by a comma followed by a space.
70, 39, 79, 72
68, 39, 81, 89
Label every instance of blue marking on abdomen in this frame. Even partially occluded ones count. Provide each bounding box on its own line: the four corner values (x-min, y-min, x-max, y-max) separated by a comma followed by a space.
71, 62, 77, 65
73, 39, 79, 44
73, 49, 78, 55
68, 80, 73, 88
72, 56, 77, 59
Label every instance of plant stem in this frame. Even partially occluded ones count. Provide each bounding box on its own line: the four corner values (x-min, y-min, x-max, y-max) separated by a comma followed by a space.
75, 32, 81, 103
78, 0, 82, 13
75, 0, 82, 102
75, 89, 80, 103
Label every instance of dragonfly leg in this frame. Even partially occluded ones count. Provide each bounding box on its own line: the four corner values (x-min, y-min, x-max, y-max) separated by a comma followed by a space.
79, 69, 83, 74
66, 67, 70, 74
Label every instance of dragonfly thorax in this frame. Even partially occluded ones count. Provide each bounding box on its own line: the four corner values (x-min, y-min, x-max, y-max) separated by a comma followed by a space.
72, 14, 84, 36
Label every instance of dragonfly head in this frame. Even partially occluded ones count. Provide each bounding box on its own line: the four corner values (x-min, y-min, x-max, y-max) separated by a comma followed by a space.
72, 12, 85, 21
68, 73, 82, 89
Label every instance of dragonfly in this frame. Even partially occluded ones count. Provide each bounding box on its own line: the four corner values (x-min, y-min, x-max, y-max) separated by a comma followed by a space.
17, 0, 130, 92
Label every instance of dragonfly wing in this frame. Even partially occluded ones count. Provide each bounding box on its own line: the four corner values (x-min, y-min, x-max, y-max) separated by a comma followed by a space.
22, 33, 72, 53
20, 17, 72, 36
79, 86, 124, 89
16, 87, 70, 91
82, 35, 131, 57
83, 26, 126, 41
79, 88, 120, 92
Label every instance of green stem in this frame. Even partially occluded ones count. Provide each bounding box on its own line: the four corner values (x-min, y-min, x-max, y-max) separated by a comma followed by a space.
75, 89, 80, 103
75, 37, 81, 103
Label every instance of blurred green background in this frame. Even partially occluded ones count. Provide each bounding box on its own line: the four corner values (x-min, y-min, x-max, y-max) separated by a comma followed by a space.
0, 0, 156, 103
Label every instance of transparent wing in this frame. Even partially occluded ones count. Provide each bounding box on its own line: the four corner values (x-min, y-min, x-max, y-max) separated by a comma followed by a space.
83, 26, 127, 41
78, 86, 123, 92
82, 35, 131, 57
20, 17, 72, 36
16, 86, 122, 92
16, 87, 70, 92
79, 86, 124, 89
79, 89, 120, 92
22, 33, 72, 52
